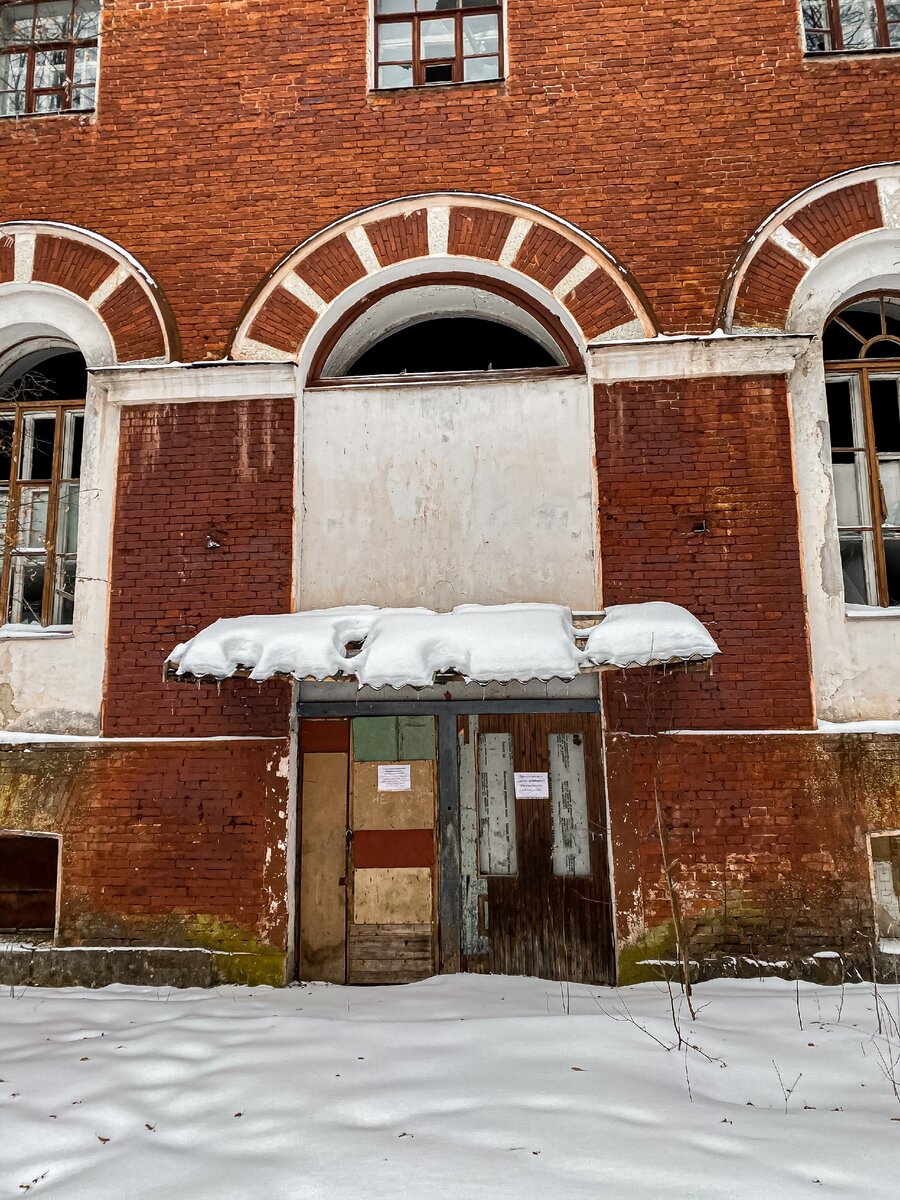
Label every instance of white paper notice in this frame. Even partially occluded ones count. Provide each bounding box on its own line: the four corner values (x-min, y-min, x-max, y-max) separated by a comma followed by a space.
377, 764, 411, 792
514, 772, 550, 800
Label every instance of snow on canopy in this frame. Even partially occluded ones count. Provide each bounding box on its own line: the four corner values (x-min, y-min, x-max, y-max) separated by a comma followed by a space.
167, 601, 718, 688
582, 601, 720, 669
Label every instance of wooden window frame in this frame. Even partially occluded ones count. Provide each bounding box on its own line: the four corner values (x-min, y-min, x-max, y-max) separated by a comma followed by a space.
0, 397, 84, 628
825, 291, 900, 608
804, 0, 900, 52
374, 0, 503, 90
0, 0, 99, 117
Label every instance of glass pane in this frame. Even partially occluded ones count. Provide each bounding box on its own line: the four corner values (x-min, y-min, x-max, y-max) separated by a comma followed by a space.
464, 54, 499, 81
826, 378, 856, 446
376, 0, 414, 11
802, 1, 831, 27
804, 28, 831, 50
73, 0, 99, 39
33, 1, 72, 40
0, 414, 13, 479
417, 0, 457, 9
0, 5, 37, 45
51, 555, 75, 624
16, 486, 49, 550
7, 554, 46, 624
34, 90, 63, 113
70, 83, 93, 109
462, 13, 498, 54
34, 46, 66, 88
839, 0, 879, 46
889, 22, 900, 46
880, 458, 900, 526
377, 63, 413, 88
832, 452, 872, 526
377, 20, 412, 62
0, 88, 26, 115
61, 410, 83, 478
73, 43, 95, 84
549, 733, 591, 877
871, 378, 900, 452
840, 532, 877, 606
0, 50, 28, 90
822, 319, 865, 360
420, 17, 455, 59
18, 412, 56, 479
885, 533, 900, 606
477, 733, 517, 875
55, 481, 79, 553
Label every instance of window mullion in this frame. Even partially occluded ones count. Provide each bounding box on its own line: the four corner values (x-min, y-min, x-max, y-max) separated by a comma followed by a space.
455, 9, 462, 82
41, 404, 66, 627
875, 0, 890, 47
0, 411, 26, 625
827, 0, 844, 50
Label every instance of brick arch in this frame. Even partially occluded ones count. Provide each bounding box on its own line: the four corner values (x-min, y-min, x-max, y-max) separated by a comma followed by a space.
717, 164, 900, 333
0, 221, 179, 362
230, 193, 659, 361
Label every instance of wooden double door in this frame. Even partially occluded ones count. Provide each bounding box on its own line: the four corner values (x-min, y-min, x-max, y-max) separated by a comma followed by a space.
297, 709, 614, 986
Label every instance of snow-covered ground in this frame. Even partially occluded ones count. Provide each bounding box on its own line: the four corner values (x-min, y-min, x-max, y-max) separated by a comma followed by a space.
2, 976, 900, 1199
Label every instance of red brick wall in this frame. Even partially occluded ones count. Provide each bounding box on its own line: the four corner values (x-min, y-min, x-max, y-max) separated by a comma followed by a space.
0, 2, 896, 355
595, 375, 815, 732
607, 732, 900, 963
104, 398, 294, 737
0, 740, 290, 951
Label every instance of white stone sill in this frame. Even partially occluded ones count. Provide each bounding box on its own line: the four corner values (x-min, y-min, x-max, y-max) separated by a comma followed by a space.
845, 606, 900, 621
0, 625, 73, 641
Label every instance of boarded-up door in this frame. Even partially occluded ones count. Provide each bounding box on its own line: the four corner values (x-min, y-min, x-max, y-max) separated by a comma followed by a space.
347, 717, 438, 984
458, 713, 614, 984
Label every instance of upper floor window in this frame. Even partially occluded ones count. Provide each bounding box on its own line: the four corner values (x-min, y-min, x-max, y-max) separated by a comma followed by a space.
803, 1, 900, 52
375, 0, 502, 89
0, 348, 85, 627
0, 0, 99, 118
824, 292, 900, 608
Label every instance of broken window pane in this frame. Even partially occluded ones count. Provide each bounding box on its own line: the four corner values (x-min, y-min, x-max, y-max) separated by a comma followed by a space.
61, 410, 83, 479
839, 532, 877, 605
7, 554, 46, 623
51, 555, 76, 624
826, 378, 857, 447
0, 413, 13, 479
55, 482, 79, 554
377, 20, 413, 62
832, 452, 871, 526
33, 1, 72, 41
377, 63, 413, 87
423, 60, 453, 81
462, 12, 499, 54
376, 0, 415, 11
872, 835, 900, 939
1, 1, 99, 117
18, 412, 56, 480
477, 733, 517, 875
549, 733, 591, 877
0, 4, 37, 44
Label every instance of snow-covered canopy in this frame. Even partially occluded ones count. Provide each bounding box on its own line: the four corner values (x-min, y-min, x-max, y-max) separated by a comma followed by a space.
166, 602, 719, 689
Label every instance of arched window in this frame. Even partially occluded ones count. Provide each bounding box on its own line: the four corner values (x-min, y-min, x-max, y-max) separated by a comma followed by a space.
823, 292, 900, 608
0, 346, 86, 627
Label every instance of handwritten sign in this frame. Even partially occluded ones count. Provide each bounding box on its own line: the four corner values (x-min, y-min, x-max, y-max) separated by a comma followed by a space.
514, 772, 550, 800
377, 764, 411, 792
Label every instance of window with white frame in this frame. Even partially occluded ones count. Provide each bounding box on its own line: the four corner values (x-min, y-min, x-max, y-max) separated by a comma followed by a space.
374, 0, 503, 89
823, 292, 900, 608
0, 0, 99, 117
803, 1, 900, 51
870, 832, 900, 946
0, 348, 85, 627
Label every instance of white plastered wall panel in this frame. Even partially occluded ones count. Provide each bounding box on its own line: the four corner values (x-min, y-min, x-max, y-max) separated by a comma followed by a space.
787, 230, 900, 720
298, 374, 598, 612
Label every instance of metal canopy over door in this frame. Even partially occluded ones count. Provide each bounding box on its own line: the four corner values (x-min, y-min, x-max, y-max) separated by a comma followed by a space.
458, 713, 614, 983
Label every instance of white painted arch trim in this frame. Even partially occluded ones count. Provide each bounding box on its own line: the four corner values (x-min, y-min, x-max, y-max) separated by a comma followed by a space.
0, 220, 176, 362
720, 162, 900, 332
232, 191, 657, 359
0, 284, 115, 367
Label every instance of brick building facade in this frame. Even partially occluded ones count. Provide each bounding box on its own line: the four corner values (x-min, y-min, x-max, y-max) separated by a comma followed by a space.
1, 0, 899, 986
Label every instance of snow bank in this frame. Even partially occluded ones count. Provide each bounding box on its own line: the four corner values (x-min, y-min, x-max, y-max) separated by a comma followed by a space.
167, 602, 718, 687
582, 601, 720, 668
3, 976, 900, 1200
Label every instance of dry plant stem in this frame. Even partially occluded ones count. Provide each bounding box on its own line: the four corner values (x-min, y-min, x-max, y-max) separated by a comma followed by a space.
654, 772, 697, 1021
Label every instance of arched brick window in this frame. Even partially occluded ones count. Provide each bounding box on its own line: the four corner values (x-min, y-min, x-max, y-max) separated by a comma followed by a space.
823, 291, 900, 608
0, 346, 85, 626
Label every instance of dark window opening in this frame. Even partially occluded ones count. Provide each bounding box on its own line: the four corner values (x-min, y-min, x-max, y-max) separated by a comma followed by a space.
345, 317, 558, 377
824, 292, 900, 608
803, 0, 900, 52
375, 0, 502, 89
0, 0, 100, 118
0, 834, 58, 937
0, 347, 85, 627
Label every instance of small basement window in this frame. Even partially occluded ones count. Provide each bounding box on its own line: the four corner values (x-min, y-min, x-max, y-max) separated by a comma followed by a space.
0, 832, 59, 939
803, 0, 900, 51
375, 0, 503, 89
871, 832, 900, 949
0, 0, 100, 117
